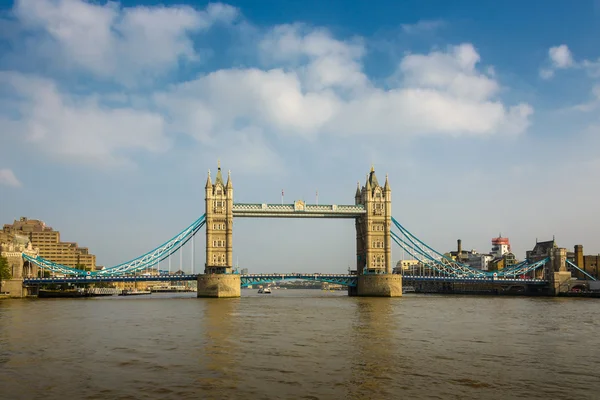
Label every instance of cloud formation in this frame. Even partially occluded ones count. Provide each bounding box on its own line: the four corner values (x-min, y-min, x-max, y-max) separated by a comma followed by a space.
0, 169, 21, 187
0, 72, 169, 166
12, 0, 239, 86
540, 44, 600, 79
1, 0, 533, 169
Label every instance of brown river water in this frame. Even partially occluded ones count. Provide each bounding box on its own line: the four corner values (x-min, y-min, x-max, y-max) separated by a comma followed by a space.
1, 290, 599, 400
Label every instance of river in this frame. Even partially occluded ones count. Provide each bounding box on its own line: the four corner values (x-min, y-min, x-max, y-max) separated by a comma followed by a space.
1, 290, 599, 399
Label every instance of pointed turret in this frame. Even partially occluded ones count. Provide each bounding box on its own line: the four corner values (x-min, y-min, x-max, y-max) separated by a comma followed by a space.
365, 173, 371, 191
226, 170, 232, 188
384, 173, 390, 191
368, 165, 379, 188
205, 169, 212, 189
215, 160, 224, 186
355, 182, 361, 198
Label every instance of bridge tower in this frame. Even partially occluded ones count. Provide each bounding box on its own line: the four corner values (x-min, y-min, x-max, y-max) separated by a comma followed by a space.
205, 161, 233, 274
197, 162, 240, 298
352, 166, 402, 297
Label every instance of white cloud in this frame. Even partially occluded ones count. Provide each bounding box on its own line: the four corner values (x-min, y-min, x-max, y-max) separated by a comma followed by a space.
12, 0, 239, 86
0, 169, 22, 187
0, 10, 533, 168
156, 37, 531, 143
0, 72, 169, 166
399, 43, 499, 101
549, 44, 574, 68
259, 24, 367, 92
540, 44, 600, 79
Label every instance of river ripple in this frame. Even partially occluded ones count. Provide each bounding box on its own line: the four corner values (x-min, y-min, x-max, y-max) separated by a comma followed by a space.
1, 290, 599, 399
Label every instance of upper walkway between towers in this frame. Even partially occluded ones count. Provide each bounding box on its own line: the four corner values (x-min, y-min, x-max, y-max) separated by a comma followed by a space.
231, 202, 365, 218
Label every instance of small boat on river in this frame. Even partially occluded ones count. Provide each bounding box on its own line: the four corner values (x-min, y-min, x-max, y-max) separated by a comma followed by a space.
119, 289, 151, 296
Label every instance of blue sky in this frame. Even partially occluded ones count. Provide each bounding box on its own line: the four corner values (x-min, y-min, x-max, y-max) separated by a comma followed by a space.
1, 0, 600, 273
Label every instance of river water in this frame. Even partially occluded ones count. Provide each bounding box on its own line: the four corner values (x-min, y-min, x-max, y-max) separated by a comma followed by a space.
1, 290, 599, 400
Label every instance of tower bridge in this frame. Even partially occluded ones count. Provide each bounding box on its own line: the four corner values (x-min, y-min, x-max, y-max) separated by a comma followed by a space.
2, 163, 590, 298
200, 163, 400, 297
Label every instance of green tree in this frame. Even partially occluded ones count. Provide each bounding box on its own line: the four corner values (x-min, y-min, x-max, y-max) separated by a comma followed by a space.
0, 255, 12, 294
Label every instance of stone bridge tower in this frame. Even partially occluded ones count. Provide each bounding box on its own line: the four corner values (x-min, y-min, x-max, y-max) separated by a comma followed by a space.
353, 166, 402, 296
204, 161, 233, 274
355, 166, 392, 274
198, 162, 240, 298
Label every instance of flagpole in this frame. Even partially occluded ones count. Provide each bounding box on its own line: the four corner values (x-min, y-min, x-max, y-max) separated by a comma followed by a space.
316, 190, 318, 205
281, 189, 284, 205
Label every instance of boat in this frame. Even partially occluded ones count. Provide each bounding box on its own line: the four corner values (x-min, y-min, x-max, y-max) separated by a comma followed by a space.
258, 287, 272, 294
402, 286, 416, 294
119, 289, 152, 296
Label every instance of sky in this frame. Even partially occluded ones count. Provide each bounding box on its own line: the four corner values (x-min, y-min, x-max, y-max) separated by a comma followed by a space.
1, 0, 600, 273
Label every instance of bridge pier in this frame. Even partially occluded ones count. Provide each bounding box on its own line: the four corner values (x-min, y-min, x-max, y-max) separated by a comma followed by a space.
197, 274, 241, 298
355, 274, 402, 297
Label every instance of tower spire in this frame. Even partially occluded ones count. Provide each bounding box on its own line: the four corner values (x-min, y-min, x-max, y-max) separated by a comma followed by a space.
368, 166, 379, 188
215, 160, 224, 185
205, 169, 212, 189
226, 169, 232, 188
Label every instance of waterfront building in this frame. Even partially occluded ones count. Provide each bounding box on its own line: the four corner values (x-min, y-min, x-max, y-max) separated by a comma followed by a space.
491, 235, 511, 258
488, 252, 517, 271
567, 245, 600, 280
464, 253, 494, 271
448, 239, 470, 263
446, 236, 516, 271
393, 259, 419, 274
526, 239, 556, 263
2, 217, 96, 270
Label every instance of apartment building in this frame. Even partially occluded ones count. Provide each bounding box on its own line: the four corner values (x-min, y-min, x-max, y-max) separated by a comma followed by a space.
2, 217, 96, 270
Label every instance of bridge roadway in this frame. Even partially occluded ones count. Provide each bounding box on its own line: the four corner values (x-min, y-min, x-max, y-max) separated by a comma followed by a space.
22, 273, 358, 287
23, 274, 548, 287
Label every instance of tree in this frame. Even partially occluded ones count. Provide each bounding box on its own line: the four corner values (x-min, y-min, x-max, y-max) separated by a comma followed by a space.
0, 255, 12, 294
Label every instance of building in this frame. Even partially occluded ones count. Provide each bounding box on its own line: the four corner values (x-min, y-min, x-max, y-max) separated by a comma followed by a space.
240, 268, 248, 275
446, 239, 492, 270
447, 239, 470, 263
464, 252, 494, 271
393, 259, 419, 274
488, 252, 517, 271
446, 236, 516, 271
491, 235, 511, 258
567, 245, 600, 280
2, 217, 96, 270
526, 238, 556, 263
